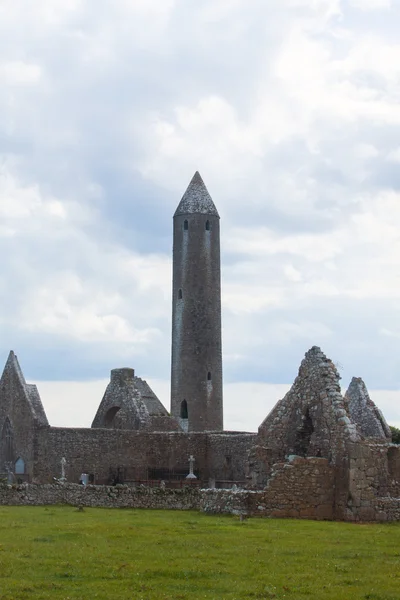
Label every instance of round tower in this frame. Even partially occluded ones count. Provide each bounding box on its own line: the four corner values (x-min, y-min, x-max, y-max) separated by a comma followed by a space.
170, 171, 223, 432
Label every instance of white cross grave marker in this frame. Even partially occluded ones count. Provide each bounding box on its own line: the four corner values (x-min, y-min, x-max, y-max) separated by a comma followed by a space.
186, 455, 197, 479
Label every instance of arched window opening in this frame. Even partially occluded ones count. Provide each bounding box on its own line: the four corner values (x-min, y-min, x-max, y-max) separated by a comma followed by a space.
294, 408, 314, 457
15, 457, 25, 475
1, 418, 14, 465
184, 220, 188, 231
180, 400, 188, 420
205, 220, 210, 231
207, 371, 212, 381
104, 406, 121, 428
178, 289, 183, 299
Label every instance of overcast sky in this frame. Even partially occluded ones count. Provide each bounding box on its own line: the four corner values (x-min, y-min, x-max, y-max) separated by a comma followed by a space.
1, 0, 400, 431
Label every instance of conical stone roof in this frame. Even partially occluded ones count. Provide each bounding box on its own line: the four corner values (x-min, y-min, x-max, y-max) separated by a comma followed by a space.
174, 171, 219, 217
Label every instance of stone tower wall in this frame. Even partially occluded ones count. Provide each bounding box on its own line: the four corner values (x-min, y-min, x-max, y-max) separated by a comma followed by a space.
171, 211, 223, 431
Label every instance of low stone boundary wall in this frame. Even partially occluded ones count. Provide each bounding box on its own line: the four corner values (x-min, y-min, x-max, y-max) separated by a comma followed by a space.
362, 497, 400, 522
0, 483, 202, 510
1, 483, 399, 522
0, 483, 253, 515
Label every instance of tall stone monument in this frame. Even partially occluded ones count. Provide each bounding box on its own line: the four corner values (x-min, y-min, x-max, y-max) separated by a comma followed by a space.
170, 172, 223, 432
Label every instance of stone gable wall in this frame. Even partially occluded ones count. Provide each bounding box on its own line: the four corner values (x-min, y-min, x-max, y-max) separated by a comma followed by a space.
345, 378, 391, 440
91, 368, 153, 430
256, 347, 359, 474
0, 353, 47, 479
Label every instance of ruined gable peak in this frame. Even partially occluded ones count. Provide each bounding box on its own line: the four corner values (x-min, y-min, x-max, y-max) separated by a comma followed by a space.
174, 171, 219, 217
298, 346, 341, 385
346, 377, 368, 400
0, 351, 49, 425
257, 345, 360, 464
1, 351, 26, 385
345, 376, 391, 440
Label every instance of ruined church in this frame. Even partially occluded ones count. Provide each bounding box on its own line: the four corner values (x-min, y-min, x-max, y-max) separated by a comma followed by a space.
1, 172, 399, 521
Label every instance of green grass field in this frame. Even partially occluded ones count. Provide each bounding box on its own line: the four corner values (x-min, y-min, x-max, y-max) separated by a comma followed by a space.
0, 507, 399, 599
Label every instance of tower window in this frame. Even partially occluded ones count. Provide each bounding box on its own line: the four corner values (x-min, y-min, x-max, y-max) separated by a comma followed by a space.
178, 289, 183, 299
184, 220, 188, 231
180, 400, 188, 419
207, 372, 212, 381
15, 457, 25, 475
205, 220, 210, 231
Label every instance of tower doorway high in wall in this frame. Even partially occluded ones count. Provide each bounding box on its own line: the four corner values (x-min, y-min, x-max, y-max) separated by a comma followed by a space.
180, 400, 188, 420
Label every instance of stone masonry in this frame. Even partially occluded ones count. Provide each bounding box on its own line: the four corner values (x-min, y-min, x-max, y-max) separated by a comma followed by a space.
170, 172, 223, 432
344, 377, 392, 440
91, 367, 179, 432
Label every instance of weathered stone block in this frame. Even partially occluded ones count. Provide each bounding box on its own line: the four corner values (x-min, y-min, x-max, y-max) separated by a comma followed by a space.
358, 506, 376, 521
376, 511, 388, 521
299, 507, 316, 518
315, 504, 333, 519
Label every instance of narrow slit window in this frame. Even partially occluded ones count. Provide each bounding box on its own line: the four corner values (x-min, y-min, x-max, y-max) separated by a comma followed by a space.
205, 220, 210, 231
207, 372, 212, 381
178, 289, 183, 299
15, 457, 25, 475
184, 220, 188, 231
180, 400, 188, 419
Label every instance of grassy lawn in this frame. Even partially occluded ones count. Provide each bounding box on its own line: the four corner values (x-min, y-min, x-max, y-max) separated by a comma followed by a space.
0, 507, 399, 599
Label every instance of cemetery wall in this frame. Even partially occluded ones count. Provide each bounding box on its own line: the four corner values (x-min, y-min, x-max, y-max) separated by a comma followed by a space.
0, 482, 203, 510
33, 426, 256, 485
1, 480, 399, 522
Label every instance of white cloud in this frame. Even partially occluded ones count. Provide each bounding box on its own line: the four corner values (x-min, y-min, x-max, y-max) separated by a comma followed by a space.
0, 0, 400, 394
0, 162, 170, 353
0, 62, 42, 86
348, 0, 391, 10
387, 147, 400, 163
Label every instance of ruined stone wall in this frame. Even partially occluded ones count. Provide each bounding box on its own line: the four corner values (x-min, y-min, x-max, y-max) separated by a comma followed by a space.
91, 368, 178, 432
1, 479, 400, 521
0, 353, 48, 480
204, 457, 336, 520
373, 497, 400, 521
387, 445, 400, 496
248, 348, 361, 518
257, 347, 359, 469
252, 456, 335, 519
206, 432, 254, 484
33, 427, 255, 485
0, 482, 202, 509
0, 481, 331, 518
346, 441, 400, 521
345, 378, 391, 440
